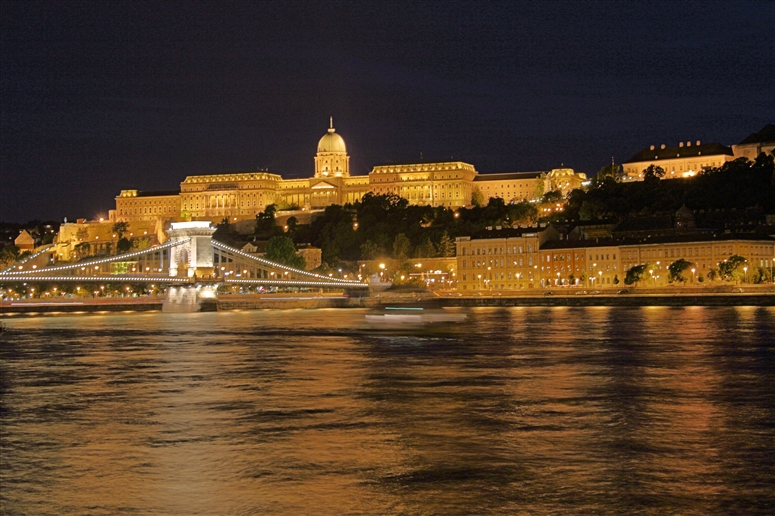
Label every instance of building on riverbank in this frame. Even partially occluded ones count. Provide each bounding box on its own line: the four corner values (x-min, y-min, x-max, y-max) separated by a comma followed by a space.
458, 228, 775, 290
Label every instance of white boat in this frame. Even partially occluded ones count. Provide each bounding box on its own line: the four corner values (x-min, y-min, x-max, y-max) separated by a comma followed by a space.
364, 306, 467, 332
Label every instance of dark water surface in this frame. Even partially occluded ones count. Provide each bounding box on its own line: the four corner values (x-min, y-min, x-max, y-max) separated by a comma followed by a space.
1, 307, 774, 515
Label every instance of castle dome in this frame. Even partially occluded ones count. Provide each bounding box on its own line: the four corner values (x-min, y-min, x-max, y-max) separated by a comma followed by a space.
317, 118, 346, 153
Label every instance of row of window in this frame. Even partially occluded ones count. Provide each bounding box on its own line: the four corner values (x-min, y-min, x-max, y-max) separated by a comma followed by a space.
461, 244, 536, 256
462, 257, 536, 269
118, 206, 176, 215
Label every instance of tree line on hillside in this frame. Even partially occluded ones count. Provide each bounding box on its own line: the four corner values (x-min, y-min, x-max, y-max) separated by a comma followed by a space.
567, 153, 775, 223
237, 193, 542, 269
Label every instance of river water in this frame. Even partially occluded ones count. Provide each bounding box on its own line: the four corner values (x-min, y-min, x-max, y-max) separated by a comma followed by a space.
1, 306, 773, 515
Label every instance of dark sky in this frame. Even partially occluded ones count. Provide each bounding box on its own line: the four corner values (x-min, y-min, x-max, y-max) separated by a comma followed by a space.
1, 0, 773, 222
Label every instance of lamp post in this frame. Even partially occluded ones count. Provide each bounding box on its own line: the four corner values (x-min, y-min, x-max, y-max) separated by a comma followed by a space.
743, 266, 748, 284
598, 270, 602, 287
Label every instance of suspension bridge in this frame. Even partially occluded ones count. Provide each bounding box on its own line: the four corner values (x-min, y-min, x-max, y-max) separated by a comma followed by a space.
0, 222, 369, 311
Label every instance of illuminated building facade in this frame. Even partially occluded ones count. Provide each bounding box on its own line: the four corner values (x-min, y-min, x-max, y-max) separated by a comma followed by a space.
731, 124, 775, 161
622, 141, 734, 181
458, 229, 774, 290
455, 226, 559, 290
112, 121, 586, 224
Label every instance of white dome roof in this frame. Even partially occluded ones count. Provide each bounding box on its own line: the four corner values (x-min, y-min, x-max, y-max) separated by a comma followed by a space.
317, 123, 346, 153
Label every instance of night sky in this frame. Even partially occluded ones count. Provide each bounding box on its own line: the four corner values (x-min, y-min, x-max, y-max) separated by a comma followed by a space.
1, 0, 773, 223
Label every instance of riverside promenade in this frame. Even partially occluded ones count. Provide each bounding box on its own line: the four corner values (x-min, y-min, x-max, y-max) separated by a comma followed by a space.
2, 285, 773, 314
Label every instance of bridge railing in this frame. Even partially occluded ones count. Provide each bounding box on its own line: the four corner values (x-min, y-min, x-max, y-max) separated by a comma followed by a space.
211, 240, 366, 286
0, 238, 189, 277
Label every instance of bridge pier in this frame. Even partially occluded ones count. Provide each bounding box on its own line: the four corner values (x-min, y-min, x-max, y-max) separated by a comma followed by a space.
167, 221, 217, 279
162, 284, 219, 312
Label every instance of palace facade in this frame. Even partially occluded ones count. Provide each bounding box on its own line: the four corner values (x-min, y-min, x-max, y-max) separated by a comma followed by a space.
112, 121, 586, 224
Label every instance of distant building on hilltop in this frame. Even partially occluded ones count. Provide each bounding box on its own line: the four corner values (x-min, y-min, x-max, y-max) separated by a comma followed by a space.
14, 230, 35, 251
110, 120, 587, 225
622, 141, 734, 181
732, 124, 775, 161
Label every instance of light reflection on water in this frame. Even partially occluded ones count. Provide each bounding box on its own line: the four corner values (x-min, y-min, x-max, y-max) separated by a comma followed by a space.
1, 307, 773, 515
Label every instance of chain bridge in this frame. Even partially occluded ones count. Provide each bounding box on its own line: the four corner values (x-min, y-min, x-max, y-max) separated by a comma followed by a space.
0, 222, 368, 311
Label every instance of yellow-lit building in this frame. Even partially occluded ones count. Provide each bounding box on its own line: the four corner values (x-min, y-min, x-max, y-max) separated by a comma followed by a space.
53, 219, 164, 262
455, 226, 559, 290
731, 124, 775, 161
112, 121, 586, 224
115, 190, 181, 222
622, 141, 734, 181
457, 228, 774, 290
619, 236, 775, 285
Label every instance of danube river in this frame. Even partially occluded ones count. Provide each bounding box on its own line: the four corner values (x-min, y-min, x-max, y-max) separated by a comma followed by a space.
1, 307, 773, 515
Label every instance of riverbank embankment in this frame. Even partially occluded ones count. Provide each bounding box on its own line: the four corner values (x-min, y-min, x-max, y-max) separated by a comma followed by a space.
2, 288, 773, 314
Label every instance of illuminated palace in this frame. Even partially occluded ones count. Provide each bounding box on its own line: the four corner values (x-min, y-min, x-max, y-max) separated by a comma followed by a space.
112, 120, 586, 223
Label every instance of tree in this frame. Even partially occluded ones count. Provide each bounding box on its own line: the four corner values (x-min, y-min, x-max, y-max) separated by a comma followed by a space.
255, 204, 277, 237
112, 221, 129, 240
596, 163, 619, 183
131, 236, 151, 251
718, 254, 747, 282
436, 231, 455, 257
117, 237, 132, 254
0, 245, 20, 268
415, 237, 435, 258
542, 190, 563, 203
624, 264, 649, 286
392, 233, 411, 262
75, 241, 91, 257
643, 164, 666, 182
360, 240, 380, 260
668, 258, 693, 283
471, 187, 485, 207
285, 216, 298, 233
265, 235, 305, 269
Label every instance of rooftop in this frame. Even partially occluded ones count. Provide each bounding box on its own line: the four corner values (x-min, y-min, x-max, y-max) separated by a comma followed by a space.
738, 124, 775, 145
137, 190, 179, 197
474, 171, 545, 181
540, 232, 775, 250
624, 142, 733, 164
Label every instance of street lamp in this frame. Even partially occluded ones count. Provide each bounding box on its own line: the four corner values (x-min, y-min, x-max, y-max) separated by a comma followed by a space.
743, 266, 748, 283
691, 268, 696, 283
598, 270, 602, 287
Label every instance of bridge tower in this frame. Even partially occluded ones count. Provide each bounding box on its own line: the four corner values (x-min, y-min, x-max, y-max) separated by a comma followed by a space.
167, 221, 217, 279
